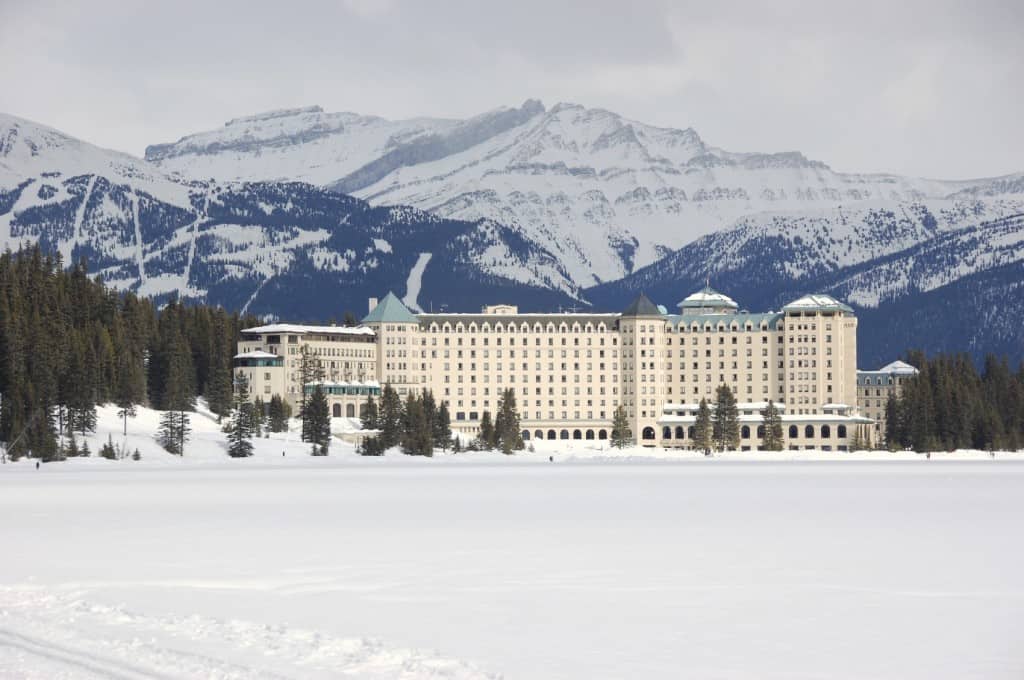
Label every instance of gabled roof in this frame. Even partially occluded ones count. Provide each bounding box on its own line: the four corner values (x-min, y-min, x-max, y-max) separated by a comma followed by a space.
362, 291, 420, 324
620, 293, 663, 317
879, 360, 919, 374
782, 294, 854, 313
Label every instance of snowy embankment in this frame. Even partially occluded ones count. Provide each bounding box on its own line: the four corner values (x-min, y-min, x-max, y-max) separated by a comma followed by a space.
3, 402, 1020, 471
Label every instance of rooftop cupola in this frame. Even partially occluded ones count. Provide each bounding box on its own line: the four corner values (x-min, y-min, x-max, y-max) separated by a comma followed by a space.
677, 286, 738, 315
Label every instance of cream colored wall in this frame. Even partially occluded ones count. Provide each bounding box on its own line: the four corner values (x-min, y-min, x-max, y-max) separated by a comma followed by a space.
238, 306, 863, 445
237, 332, 376, 411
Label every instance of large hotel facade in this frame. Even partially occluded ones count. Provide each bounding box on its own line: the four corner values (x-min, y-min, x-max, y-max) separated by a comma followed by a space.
235, 288, 905, 451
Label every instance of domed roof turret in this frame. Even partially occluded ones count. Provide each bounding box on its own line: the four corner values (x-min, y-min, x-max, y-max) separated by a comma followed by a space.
677, 286, 738, 314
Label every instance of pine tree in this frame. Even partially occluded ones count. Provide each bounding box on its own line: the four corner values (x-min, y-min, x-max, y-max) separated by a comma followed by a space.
712, 384, 740, 452
206, 311, 234, 422
611, 405, 631, 449
478, 411, 495, 450
306, 385, 331, 455
496, 388, 523, 454
760, 400, 784, 451
267, 395, 289, 433
114, 351, 139, 437
884, 393, 902, 450
298, 345, 325, 442
100, 433, 118, 460
693, 398, 712, 455
378, 383, 403, 449
401, 393, 432, 456
361, 394, 379, 431
434, 401, 452, 451
226, 373, 255, 457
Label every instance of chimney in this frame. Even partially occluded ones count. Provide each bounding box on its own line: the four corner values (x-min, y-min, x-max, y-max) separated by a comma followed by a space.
368, 297, 378, 314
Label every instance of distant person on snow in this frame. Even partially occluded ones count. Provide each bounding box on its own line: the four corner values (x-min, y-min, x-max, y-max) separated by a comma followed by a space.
35, 461, 40, 470
549, 455, 553, 462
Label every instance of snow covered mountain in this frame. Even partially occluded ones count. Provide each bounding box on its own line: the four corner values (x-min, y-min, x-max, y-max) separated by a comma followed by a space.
586, 202, 1024, 365
146, 100, 1022, 288
0, 113, 579, 318
5, 104, 1023, 363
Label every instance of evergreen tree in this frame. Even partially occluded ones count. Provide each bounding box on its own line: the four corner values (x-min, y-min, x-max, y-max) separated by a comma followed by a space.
611, 405, 631, 449
884, 393, 902, 450
434, 401, 452, 451
693, 398, 712, 455
267, 395, 289, 433
760, 400, 784, 451
205, 311, 234, 422
306, 385, 331, 455
226, 373, 254, 458
378, 383, 403, 449
298, 345, 325, 442
712, 384, 740, 452
496, 388, 523, 454
477, 411, 495, 450
401, 393, 433, 456
361, 394, 379, 431
114, 351, 139, 437
100, 433, 118, 460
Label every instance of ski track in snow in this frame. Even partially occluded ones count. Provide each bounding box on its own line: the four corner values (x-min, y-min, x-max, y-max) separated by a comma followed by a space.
131, 190, 146, 283
403, 252, 432, 312
0, 588, 498, 680
240, 275, 270, 316
67, 174, 98, 263
180, 192, 209, 295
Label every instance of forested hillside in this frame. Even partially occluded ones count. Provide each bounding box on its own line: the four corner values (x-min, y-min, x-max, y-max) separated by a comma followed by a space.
0, 245, 257, 460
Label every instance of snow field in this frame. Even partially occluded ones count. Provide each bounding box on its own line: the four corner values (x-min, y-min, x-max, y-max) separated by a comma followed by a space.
1, 404, 1023, 678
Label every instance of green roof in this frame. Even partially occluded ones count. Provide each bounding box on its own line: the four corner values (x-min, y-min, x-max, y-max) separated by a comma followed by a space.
362, 292, 420, 324
667, 312, 784, 329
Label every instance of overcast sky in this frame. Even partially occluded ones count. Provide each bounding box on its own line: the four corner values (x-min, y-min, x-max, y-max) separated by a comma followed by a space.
1, 0, 1020, 179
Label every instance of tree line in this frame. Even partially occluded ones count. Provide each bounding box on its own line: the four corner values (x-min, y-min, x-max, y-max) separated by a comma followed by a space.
357, 385, 524, 456
0, 245, 259, 460
885, 351, 1024, 452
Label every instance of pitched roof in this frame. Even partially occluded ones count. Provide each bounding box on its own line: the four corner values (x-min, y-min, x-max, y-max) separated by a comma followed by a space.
782, 294, 854, 313
879, 360, 919, 374
620, 293, 663, 317
362, 291, 420, 324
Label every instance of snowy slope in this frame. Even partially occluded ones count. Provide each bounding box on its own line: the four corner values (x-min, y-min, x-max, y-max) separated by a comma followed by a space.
587, 201, 1024, 364
146, 101, 1024, 287
0, 112, 580, 316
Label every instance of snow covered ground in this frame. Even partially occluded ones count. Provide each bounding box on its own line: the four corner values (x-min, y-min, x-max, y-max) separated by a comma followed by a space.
1, 405, 1023, 678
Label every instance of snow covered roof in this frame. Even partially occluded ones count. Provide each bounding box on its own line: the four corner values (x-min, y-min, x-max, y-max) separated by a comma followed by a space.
782, 294, 854, 313
233, 350, 281, 360
878, 360, 919, 375
241, 324, 375, 336
678, 287, 738, 310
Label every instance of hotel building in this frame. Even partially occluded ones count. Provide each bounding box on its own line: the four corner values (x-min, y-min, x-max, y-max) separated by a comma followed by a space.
236, 288, 881, 450
856, 360, 919, 445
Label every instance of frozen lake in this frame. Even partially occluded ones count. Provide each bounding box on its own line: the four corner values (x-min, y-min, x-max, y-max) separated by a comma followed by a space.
2, 459, 1022, 679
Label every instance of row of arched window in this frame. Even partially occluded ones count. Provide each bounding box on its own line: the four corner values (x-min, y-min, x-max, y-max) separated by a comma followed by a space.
647, 423, 849, 440
521, 429, 613, 441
